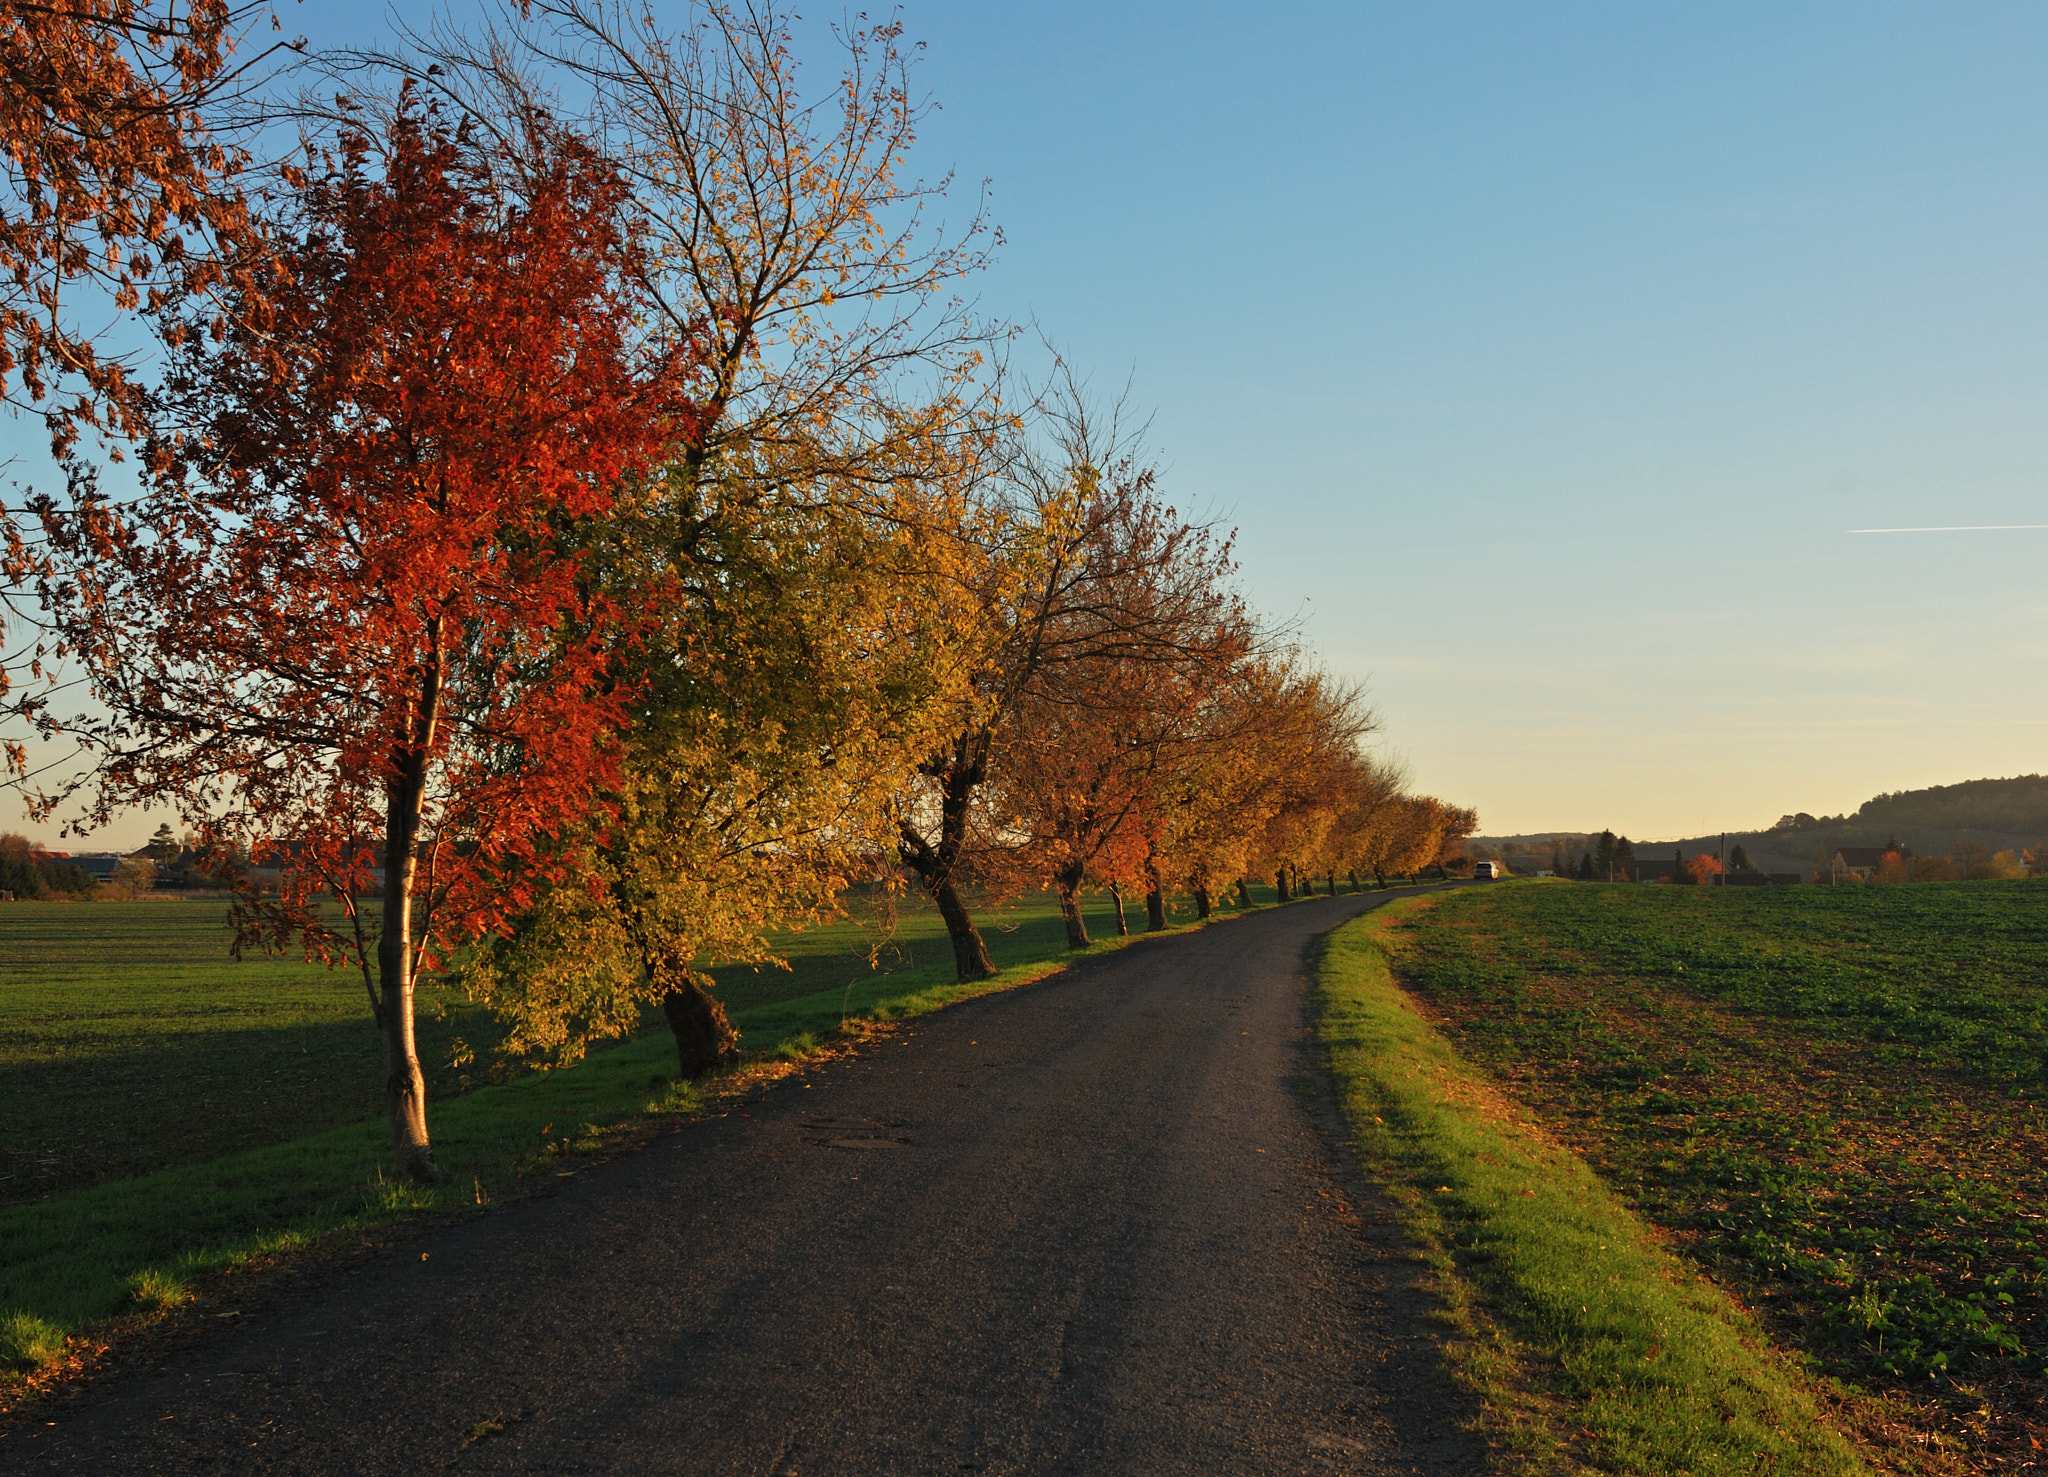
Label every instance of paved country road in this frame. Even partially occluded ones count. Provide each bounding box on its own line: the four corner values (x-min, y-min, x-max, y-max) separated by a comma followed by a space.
3, 890, 1485, 1475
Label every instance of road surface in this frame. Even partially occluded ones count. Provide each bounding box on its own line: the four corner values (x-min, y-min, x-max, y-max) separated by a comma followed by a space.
4, 889, 1484, 1475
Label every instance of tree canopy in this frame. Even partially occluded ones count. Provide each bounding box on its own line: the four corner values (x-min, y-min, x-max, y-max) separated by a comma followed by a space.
12, 0, 1477, 1181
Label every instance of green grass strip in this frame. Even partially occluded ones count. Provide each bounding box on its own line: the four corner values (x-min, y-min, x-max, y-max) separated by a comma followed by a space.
1315, 896, 1868, 1476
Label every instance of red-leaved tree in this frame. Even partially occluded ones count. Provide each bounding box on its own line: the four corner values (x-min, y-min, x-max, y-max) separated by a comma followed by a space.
39, 101, 684, 1179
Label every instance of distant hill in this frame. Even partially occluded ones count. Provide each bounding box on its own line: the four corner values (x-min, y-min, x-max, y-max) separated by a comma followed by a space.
1472, 776, 2048, 877
1733, 775, 2048, 872
1842, 775, 2048, 838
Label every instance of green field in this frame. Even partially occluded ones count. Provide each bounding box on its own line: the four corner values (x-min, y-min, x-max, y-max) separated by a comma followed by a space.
4, 904, 476, 1207
1384, 879, 2048, 1461
0, 888, 1195, 1206
1316, 900, 1864, 1476
0, 883, 1287, 1368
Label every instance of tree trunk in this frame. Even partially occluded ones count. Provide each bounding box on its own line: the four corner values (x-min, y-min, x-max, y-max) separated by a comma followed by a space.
897, 748, 996, 980
1327, 872, 1336, 896
930, 868, 997, 978
378, 705, 443, 1184
1275, 870, 1291, 902
1236, 878, 1252, 909
1144, 873, 1167, 932
1193, 885, 1211, 919
660, 968, 738, 1078
1110, 882, 1129, 936
1055, 862, 1090, 949
1348, 871, 1359, 893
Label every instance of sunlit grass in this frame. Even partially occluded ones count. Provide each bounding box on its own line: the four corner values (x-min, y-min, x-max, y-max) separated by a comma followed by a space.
1387, 881, 2048, 1400
1316, 895, 1867, 1475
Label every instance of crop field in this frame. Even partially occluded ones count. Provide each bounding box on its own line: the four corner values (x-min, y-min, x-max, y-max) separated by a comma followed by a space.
1384, 879, 2048, 1463
3, 903, 482, 1209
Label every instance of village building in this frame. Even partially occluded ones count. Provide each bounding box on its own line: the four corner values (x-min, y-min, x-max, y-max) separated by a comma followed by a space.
1829, 846, 1912, 882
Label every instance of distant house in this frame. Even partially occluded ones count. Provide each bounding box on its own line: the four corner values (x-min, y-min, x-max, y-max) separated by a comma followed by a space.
1724, 868, 1773, 887
1634, 859, 1681, 883
1830, 847, 1911, 882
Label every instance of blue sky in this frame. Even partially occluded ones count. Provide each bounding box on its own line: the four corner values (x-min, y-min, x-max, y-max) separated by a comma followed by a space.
13, 1, 2048, 846
885, 1, 2048, 838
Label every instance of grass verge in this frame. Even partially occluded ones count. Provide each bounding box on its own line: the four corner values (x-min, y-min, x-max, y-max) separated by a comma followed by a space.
1383, 877, 2048, 1465
1315, 894, 1869, 1476
1, 883, 1333, 1396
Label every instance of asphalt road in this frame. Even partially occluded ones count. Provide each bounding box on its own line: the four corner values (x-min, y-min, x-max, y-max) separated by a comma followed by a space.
4, 890, 1484, 1475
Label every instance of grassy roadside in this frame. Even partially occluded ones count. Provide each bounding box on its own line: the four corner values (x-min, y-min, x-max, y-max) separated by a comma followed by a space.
1384, 877, 2048, 1464
1315, 891, 1869, 1476
0, 882, 1329, 1387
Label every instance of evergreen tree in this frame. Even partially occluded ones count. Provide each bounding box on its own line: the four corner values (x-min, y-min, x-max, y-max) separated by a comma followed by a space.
1593, 830, 1618, 879
0, 836, 94, 899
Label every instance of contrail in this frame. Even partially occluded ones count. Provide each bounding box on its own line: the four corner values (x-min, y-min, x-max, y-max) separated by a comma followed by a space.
1849, 524, 2048, 534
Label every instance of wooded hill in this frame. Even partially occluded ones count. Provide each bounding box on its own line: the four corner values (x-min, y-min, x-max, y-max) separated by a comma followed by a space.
1474, 775, 2048, 876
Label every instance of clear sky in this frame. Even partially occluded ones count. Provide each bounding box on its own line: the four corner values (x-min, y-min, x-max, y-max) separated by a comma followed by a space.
11, 1, 2048, 847
891, 1, 2048, 839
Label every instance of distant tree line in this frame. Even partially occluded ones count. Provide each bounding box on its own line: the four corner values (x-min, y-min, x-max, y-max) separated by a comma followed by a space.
1553, 831, 1637, 881
1772, 775, 2048, 847
1863, 842, 2030, 884
0, 834, 93, 899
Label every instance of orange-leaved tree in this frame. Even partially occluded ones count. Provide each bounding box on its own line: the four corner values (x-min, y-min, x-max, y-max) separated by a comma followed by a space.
38, 102, 684, 1180
1236, 663, 1380, 899
896, 377, 1249, 977
0, 0, 296, 754
986, 481, 1253, 949
1368, 794, 1476, 880
0, 0, 289, 443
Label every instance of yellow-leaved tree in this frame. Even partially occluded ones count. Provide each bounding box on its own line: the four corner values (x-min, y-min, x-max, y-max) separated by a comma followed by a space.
405, 0, 1006, 1075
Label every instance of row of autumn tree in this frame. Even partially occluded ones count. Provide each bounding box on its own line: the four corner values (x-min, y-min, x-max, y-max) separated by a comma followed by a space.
0, 1, 1472, 1181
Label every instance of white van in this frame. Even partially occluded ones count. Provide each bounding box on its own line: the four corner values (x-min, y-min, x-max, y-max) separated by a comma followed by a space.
1473, 861, 1502, 881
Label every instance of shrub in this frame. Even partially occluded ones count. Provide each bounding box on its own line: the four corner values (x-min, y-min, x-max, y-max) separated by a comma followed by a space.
125, 1267, 192, 1310
0, 1310, 67, 1369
